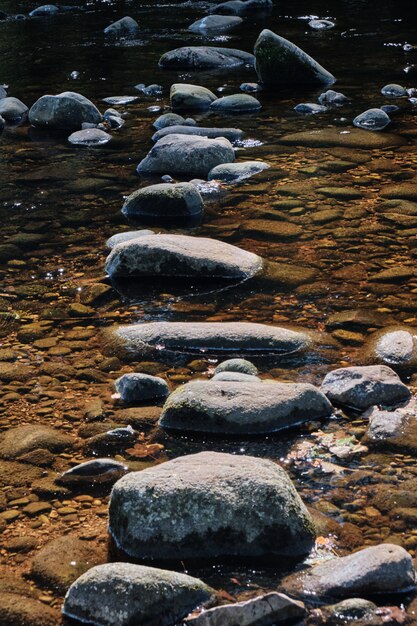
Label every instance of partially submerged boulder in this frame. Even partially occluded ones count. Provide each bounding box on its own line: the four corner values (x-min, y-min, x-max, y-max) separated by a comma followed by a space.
63, 563, 215, 626
105, 234, 262, 279
109, 451, 316, 559
152, 125, 244, 143
121, 183, 204, 222
104, 16, 139, 37
254, 29, 335, 87
0, 97, 28, 122
115, 372, 169, 403
159, 379, 333, 434
188, 15, 243, 34
159, 46, 255, 70
101, 321, 313, 361
0, 425, 72, 459
170, 84, 217, 111
29, 92, 101, 130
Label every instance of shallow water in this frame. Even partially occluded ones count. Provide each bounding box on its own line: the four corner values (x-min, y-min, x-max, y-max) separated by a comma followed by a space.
1, 0, 417, 619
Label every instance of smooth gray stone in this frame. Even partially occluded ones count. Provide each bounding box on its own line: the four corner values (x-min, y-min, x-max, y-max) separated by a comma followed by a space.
101, 321, 313, 361
254, 29, 335, 87
29, 91, 101, 130
153, 112, 186, 129
294, 102, 327, 114
318, 89, 349, 106
68, 128, 112, 146
309, 19, 335, 29
104, 16, 139, 37
210, 93, 261, 112
115, 373, 169, 403
109, 451, 315, 559
188, 15, 242, 34
211, 371, 259, 382
105, 234, 263, 279
152, 125, 244, 143
106, 230, 154, 249
208, 160, 269, 182
63, 563, 214, 626
170, 83, 217, 111
29, 4, 58, 16
283, 544, 416, 598
102, 96, 138, 105
279, 128, 406, 149
210, 0, 272, 16
364, 326, 417, 370
159, 46, 255, 70
137, 134, 235, 177
381, 83, 407, 97
215, 357, 258, 375
122, 182, 203, 219
353, 108, 391, 131
57, 459, 127, 485
160, 380, 333, 434
0, 97, 28, 121
321, 365, 411, 410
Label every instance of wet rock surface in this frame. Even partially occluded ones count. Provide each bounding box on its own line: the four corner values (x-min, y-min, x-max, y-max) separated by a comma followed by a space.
121, 182, 204, 221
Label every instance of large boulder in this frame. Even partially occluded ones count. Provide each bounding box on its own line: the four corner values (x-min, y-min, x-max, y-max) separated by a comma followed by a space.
121, 183, 204, 222
101, 321, 313, 361
0, 97, 28, 122
104, 16, 139, 37
152, 125, 244, 143
63, 563, 215, 626
188, 15, 243, 34
159, 380, 332, 434
109, 451, 316, 559
320, 365, 411, 410
137, 134, 235, 177
105, 234, 262, 279
170, 84, 217, 111
282, 544, 416, 599
159, 46, 255, 70
29, 92, 102, 130
254, 29, 335, 87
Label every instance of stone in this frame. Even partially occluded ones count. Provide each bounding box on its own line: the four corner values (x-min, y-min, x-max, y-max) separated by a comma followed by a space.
29, 4, 58, 16
0, 362, 32, 381
57, 459, 128, 486
104, 16, 139, 37
102, 96, 138, 105
188, 15, 242, 34
242, 219, 302, 240
381, 184, 417, 200
211, 371, 258, 382
29, 92, 101, 130
321, 365, 410, 410
68, 128, 112, 145
215, 358, 258, 376
254, 29, 335, 87
0, 425, 73, 459
280, 127, 406, 148
208, 161, 269, 182
63, 563, 214, 626
0, 460, 43, 488
318, 89, 349, 106
137, 134, 235, 177
159, 46, 255, 70
381, 83, 407, 97
0, 97, 28, 122
170, 84, 217, 111
363, 401, 417, 453
160, 379, 332, 434
153, 112, 186, 129
365, 327, 417, 369
353, 108, 391, 131
152, 125, 244, 143
109, 451, 315, 559
31, 535, 107, 593
106, 230, 154, 249
325, 309, 392, 331
309, 18, 335, 29
210, 0, 272, 16
101, 321, 313, 361
115, 373, 169, 403
294, 102, 327, 114
210, 94, 261, 112
282, 544, 416, 599
186, 592, 306, 626
105, 234, 262, 279
122, 183, 204, 221
0, 592, 57, 626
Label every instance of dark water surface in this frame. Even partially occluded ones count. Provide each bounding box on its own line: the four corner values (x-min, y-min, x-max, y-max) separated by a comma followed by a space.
2, 0, 417, 618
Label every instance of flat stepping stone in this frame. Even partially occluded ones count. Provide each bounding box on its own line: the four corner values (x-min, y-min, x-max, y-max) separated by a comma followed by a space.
159, 379, 332, 434
105, 234, 263, 279
280, 128, 406, 149
210, 94, 261, 113
242, 219, 303, 239
159, 46, 254, 70
109, 451, 315, 560
101, 321, 313, 361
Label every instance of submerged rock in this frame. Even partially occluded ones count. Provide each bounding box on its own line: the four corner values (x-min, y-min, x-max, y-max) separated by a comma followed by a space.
115, 373, 169, 403
159, 380, 333, 434
210, 0, 272, 16
254, 29, 335, 87
280, 128, 405, 148
210, 94, 261, 112
152, 125, 244, 143
318, 89, 349, 106
101, 321, 313, 361
208, 160, 269, 182
0, 425, 72, 459
29, 4, 59, 16
294, 102, 327, 114
159, 46, 255, 70
68, 128, 112, 146
188, 15, 242, 34
321, 365, 410, 410
104, 16, 139, 37
309, 19, 335, 29
0, 97, 28, 122
353, 108, 390, 131
170, 84, 217, 111
29, 92, 101, 130
381, 83, 407, 97
282, 544, 416, 599
109, 451, 315, 559
215, 358, 258, 376
105, 234, 262, 279
63, 563, 215, 626
137, 134, 235, 177
122, 182, 204, 221
57, 458, 128, 485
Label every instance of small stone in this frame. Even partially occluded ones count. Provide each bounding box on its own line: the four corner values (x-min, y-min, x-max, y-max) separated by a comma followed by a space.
309, 19, 335, 29
22, 501, 52, 516
381, 84, 407, 97
214, 358, 258, 376
353, 108, 391, 131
